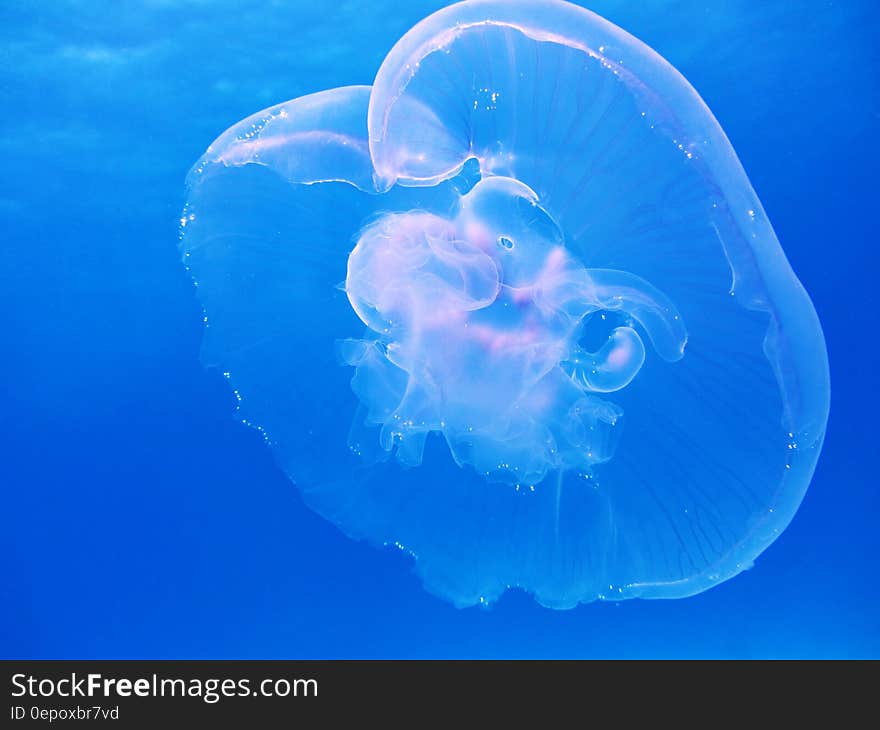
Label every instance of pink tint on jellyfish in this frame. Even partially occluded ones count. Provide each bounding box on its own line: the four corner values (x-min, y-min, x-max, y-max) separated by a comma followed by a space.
341, 176, 686, 485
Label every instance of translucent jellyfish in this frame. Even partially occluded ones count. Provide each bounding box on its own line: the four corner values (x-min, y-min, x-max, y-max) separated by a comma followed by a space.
180, 0, 830, 608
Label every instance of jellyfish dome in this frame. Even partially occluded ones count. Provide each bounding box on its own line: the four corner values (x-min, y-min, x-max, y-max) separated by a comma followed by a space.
180, 0, 830, 608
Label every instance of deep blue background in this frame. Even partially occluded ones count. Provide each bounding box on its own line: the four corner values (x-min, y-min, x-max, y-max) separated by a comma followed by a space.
2, 0, 877, 658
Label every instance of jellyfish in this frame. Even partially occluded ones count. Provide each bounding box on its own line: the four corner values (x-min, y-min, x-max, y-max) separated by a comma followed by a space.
180, 0, 829, 608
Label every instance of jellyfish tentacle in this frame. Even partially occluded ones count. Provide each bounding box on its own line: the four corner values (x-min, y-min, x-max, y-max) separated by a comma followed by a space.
536, 263, 685, 391
581, 268, 687, 362
562, 325, 646, 393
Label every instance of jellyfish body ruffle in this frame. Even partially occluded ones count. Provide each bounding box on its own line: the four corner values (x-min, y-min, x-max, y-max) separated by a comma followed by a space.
181, 0, 829, 608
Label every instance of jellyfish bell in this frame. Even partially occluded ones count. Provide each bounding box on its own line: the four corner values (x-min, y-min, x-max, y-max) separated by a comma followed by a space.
181, 0, 829, 608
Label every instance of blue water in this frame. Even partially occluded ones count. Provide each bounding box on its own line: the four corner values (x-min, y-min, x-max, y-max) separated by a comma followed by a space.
2, 0, 877, 658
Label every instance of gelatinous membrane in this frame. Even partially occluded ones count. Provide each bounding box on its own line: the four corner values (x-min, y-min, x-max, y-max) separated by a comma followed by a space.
181, 0, 829, 608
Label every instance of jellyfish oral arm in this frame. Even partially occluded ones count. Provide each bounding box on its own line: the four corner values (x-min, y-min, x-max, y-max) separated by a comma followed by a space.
563, 325, 647, 393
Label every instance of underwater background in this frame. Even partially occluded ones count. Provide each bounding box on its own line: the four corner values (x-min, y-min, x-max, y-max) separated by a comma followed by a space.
2, 0, 877, 658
